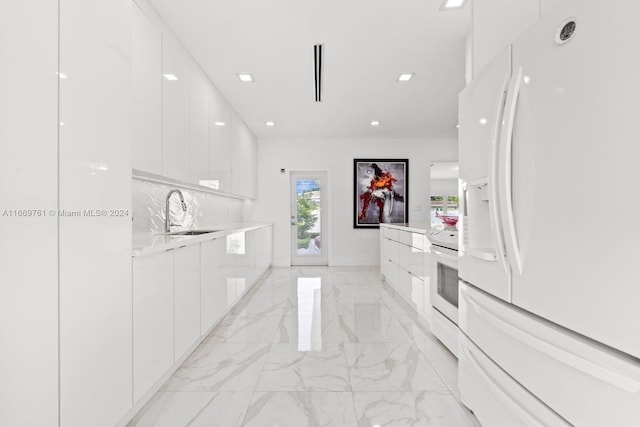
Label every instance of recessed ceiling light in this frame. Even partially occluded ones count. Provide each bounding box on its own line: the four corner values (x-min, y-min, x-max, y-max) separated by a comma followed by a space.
237, 73, 254, 82
57, 72, 68, 79
397, 73, 415, 82
265, 121, 276, 127
163, 74, 178, 81
456, 124, 460, 128
440, 0, 466, 10
479, 118, 488, 125
370, 121, 380, 126
214, 121, 226, 127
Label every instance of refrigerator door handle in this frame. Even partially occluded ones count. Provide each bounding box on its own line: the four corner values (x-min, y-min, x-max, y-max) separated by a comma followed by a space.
489, 74, 511, 276
499, 65, 523, 276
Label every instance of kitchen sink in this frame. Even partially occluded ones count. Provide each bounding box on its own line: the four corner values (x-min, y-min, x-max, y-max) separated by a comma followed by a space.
170, 229, 221, 236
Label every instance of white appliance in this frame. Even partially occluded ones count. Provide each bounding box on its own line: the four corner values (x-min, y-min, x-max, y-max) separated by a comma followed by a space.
428, 229, 459, 357
458, 0, 640, 425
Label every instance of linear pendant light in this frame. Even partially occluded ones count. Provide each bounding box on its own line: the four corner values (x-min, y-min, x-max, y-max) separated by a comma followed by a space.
314, 44, 323, 102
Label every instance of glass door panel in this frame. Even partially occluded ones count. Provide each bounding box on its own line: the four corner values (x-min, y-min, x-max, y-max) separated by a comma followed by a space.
290, 172, 327, 266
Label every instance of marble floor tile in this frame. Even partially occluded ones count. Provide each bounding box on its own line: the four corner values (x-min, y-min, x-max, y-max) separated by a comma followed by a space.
208, 311, 282, 344
415, 341, 459, 393
345, 342, 448, 392
127, 391, 252, 427
338, 305, 411, 343
256, 344, 351, 391
242, 392, 358, 427
163, 342, 270, 391
128, 267, 480, 427
273, 313, 343, 346
353, 391, 476, 427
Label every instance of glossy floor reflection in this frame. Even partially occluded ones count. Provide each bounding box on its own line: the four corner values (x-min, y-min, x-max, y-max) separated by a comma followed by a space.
128, 267, 481, 426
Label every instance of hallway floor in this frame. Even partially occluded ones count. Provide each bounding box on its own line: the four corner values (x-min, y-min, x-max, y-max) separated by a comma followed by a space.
128, 267, 480, 426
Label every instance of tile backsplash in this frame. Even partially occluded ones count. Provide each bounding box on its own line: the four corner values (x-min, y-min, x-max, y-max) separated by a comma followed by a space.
133, 179, 244, 235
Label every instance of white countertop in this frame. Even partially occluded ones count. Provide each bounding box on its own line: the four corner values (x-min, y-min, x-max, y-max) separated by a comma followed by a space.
132, 222, 272, 257
378, 222, 429, 234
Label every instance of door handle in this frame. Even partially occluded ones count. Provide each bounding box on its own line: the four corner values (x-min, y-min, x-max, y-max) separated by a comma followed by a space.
499, 65, 523, 276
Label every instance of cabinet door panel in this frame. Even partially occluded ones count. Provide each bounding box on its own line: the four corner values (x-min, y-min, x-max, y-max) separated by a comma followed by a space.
201, 238, 229, 333
132, 4, 162, 174
174, 245, 201, 360
133, 251, 173, 402
209, 88, 232, 192
189, 71, 209, 186
162, 37, 191, 182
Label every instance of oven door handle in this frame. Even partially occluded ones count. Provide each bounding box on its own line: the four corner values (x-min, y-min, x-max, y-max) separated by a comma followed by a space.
431, 246, 458, 263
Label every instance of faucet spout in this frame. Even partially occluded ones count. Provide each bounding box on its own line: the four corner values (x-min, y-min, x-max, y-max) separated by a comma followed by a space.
165, 189, 187, 233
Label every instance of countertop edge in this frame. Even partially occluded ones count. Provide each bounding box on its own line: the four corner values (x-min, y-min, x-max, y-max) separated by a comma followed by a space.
379, 222, 429, 234
132, 222, 273, 257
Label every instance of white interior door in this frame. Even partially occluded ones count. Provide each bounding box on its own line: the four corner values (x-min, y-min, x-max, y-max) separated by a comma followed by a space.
290, 172, 328, 266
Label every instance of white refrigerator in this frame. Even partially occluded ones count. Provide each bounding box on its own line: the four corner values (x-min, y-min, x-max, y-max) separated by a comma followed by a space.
458, 0, 640, 425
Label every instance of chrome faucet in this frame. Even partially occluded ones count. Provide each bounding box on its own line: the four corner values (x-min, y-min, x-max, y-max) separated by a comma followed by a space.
165, 189, 187, 233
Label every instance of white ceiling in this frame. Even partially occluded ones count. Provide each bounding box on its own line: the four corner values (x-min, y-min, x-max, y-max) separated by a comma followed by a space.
146, 0, 471, 139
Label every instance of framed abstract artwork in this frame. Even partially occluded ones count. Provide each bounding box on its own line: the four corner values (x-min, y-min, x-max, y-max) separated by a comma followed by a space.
353, 159, 409, 229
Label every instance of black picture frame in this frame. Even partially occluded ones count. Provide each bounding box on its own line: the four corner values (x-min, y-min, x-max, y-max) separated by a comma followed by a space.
353, 159, 409, 229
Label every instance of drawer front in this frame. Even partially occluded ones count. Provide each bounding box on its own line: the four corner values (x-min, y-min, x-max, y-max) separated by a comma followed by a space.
395, 267, 412, 299
405, 247, 424, 278
382, 226, 400, 241
383, 258, 399, 288
398, 230, 426, 250
459, 334, 569, 427
460, 283, 640, 427
409, 273, 424, 311
382, 237, 398, 261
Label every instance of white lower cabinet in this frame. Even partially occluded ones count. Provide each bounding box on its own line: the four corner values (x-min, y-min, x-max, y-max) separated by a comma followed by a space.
380, 226, 428, 320
201, 238, 228, 334
173, 244, 201, 360
131, 225, 272, 415
132, 250, 174, 402
410, 274, 425, 312
396, 267, 412, 299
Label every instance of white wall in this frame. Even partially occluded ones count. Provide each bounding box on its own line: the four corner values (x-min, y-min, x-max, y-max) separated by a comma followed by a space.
248, 138, 457, 266
431, 179, 458, 196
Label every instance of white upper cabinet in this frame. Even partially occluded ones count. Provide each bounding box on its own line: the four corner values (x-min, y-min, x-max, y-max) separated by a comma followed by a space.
189, 70, 210, 186
230, 113, 258, 198
132, 8, 258, 198
132, 4, 162, 174
209, 87, 233, 192
472, 0, 540, 75
162, 37, 191, 182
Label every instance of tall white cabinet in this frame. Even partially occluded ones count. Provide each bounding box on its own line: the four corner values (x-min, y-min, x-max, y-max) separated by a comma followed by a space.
2, 1, 134, 426
58, 0, 133, 425
0, 2, 59, 426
